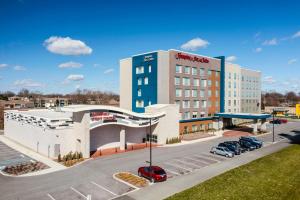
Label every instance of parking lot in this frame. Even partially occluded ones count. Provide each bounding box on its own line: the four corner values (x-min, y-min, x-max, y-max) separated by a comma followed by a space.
0, 141, 35, 170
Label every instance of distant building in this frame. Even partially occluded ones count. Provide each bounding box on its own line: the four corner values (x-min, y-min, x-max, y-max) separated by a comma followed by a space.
0, 100, 34, 109
33, 97, 70, 108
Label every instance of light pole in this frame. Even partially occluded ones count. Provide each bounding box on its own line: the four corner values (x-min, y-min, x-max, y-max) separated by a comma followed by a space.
272, 109, 275, 143
149, 118, 152, 170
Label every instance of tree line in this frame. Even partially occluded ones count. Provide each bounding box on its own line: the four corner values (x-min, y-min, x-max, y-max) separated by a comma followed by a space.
262, 91, 300, 108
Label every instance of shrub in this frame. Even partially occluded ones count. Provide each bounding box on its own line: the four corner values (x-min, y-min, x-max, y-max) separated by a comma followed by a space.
58, 154, 61, 162
166, 137, 181, 144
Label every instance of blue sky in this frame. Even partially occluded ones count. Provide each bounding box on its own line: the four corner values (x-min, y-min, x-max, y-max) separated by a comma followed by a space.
0, 0, 300, 94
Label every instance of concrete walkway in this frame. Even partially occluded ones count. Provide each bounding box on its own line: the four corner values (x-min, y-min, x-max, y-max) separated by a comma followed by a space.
122, 139, 291, 200
0, 135, 66, 176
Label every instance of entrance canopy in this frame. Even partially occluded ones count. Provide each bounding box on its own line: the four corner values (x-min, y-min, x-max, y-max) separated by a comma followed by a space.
215, 113, 271, 119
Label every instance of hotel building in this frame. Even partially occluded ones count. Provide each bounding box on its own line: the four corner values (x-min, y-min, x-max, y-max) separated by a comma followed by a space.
120, 49, 225, 134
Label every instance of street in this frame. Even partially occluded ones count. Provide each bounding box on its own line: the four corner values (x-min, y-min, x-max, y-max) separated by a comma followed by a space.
0, 122, 299, 200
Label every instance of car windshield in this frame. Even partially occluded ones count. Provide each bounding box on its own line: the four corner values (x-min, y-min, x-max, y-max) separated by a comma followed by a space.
224, 147, 230, 151
154, 170, 165, 175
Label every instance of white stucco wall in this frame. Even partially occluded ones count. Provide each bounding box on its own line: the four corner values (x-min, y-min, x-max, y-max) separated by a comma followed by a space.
120, 58, 132, 110
145, 104, 180, 144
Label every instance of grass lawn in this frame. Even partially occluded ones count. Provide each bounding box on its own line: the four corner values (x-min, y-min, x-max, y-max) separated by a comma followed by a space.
166, 145, 300, 200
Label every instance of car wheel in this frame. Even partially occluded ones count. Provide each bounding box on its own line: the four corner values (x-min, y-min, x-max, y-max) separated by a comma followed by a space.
151, 178, 155, 183
225, 154, 229, 158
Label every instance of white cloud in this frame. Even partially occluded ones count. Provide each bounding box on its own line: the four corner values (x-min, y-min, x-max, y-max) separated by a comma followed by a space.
263, 76, 276, 84
288, 58, 297, 65
93, 64, 100, 67
180, 38, 210, 51
262, 38, 277, 46
44, 36, 92, 55
0, 64, 8, 68
13, 79, 44, 88
255, 47, 262, 53
226, 56, 237, 62
58, 61, 83, 68
14, 65, 26, 71
103, 68, 115, 74
66, 74, 84, 81
292, 30, 300, 39
75, 84, 81, 89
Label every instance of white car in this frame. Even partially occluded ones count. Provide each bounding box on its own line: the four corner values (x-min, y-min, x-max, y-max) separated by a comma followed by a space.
210, 146, 234, 158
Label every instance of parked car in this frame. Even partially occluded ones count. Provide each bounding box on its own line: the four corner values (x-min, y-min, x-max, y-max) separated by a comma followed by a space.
239, 140, 256, 151
138, 166, 167, 182
218, 142, 241, 155
240, 136, 263, 148
279, 119, 288, 123
270, 119, 281, 124
223, 141, 247, 153
210, 146, 234, 158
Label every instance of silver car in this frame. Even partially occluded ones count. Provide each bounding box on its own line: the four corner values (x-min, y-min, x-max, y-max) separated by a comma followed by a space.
210, 146, 234, 158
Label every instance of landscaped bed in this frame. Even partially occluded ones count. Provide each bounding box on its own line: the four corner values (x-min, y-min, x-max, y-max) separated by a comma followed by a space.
166, 145, 300, 200
2, 161, 49, 175
115, 172, 149, 188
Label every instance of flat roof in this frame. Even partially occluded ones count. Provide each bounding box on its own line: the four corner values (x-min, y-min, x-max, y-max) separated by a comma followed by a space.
215, 113, 271, 119
5, 109, 72, 120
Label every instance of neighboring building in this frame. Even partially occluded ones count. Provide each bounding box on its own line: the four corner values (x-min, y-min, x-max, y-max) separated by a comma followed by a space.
120, 49, 224, 134
0, 100, 34, 109
34, 97, 70, 108
264, 106, 296, 115
4, 104, 179, 158
8, 96, 30, 102
224, 63, 261, 114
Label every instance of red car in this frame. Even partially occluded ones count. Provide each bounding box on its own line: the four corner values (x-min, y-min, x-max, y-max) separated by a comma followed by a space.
138, 166, 167, 182
279, 119, 288, 123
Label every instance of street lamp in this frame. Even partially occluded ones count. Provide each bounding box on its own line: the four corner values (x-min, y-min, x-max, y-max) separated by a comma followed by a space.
272, 109, 275, 143
149, 118, 152, 174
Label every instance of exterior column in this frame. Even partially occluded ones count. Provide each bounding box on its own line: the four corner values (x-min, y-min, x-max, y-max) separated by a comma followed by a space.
261, 119, 267, 131
120, 128, 126, 151
253, 119, 258, 134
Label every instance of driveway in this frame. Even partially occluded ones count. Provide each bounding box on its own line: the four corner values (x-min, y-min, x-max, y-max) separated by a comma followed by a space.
0, 122, 299, 200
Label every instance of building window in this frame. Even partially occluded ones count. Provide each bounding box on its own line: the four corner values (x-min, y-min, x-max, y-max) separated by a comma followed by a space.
192, 90, 197, 97
228, 91, 231, 97
208, 70, 212, 76
176, 65, 182, 73
183, 112, 190, 120
216, 100, 219, 107
148, 100, 152, 106
175, 100, 181, 108
192, 112, 198, 119
192, 124, 198, 131
192, 67, 197, 75
234, 91, 237, 97
229, 72, 231, 79
183, 100, 190, 109
234, 81, 237, 88
175, 77, 180, 85
201, 79, 207, 87
144, 77, 148, 85
193, 100, 199, 108
207, 100, 211, 107
216, 90, 219, 97
228, 81, 231, 88
137, 89, 142, 97
185, 89, 190, 97
234, 100, 237, 106
184, 66, 190, 74
216, 71, 219, 77
136, 100, 144, 108
137, 78, 142, 85
200, 89, 205, 98
176, 89, 182, 97
208, 80, 212, 86
208, 90, 212, 97
216, 80, 219, 87
201, 100, 207, 108
234, 73, 237, 80
193, 78, 199, 86
136, 66, 144, 74
183, 77, 190, 86
148, 65, 152, 73
200, 68, 205, 76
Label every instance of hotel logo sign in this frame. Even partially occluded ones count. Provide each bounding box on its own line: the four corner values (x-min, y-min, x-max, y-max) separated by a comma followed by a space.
175, 52, 209, 63
144, 55, 154, 62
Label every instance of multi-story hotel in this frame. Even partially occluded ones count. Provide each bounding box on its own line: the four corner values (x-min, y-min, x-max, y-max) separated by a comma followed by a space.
224, 62, 261, 114
120, 49, 225, 133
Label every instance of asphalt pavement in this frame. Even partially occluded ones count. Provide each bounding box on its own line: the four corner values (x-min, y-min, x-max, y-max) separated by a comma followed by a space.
0, 122, 299, 200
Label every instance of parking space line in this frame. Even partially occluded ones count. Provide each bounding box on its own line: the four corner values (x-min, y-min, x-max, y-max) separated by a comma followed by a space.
192, 155, 218, 163
70, 187, 87, 199
164, 168, 180, 176
196, 154, 224, 162
173, 159, 200, 168
165, 162, 192, 171
90, 181, 117, 196
47, 193, 56, 200
184, 157, 210, 165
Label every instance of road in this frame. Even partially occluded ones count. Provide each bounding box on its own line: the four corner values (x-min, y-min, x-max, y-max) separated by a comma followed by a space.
0, 122, 299, 200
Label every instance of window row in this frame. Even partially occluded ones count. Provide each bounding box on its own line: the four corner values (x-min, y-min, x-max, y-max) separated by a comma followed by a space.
175, 100, 219, 109
175, 65, 220, 76
136, 100, 152, 108
137, 77, 149, 85
175, 89, 219, 98
175, 77, 219, 87
136, 65, 151, 74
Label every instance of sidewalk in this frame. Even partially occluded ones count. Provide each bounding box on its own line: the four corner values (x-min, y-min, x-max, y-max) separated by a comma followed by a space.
0, 135, 66, 176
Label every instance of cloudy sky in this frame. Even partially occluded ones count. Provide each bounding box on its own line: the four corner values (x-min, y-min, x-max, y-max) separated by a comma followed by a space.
0, 0, 300, 94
